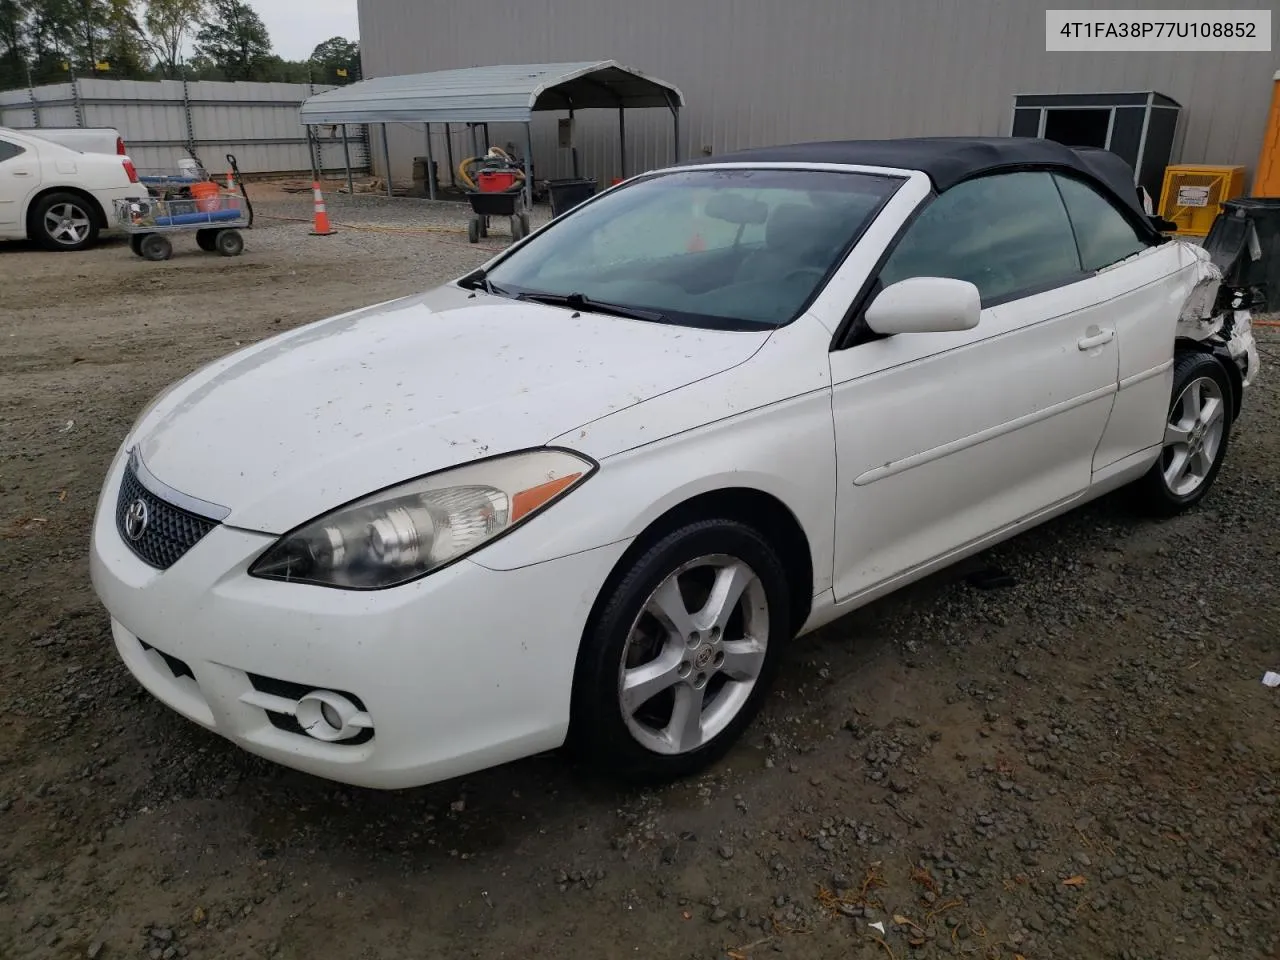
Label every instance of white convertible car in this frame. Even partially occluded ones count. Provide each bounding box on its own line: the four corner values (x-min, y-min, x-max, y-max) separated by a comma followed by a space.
90, 138, 1259, 789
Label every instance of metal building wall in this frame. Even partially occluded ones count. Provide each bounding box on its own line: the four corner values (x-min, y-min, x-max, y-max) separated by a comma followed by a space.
0, 78, 371, 175
357, 0, 1278, 189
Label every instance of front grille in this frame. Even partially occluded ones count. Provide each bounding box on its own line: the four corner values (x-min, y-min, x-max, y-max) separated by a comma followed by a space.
115, 461, 218, 569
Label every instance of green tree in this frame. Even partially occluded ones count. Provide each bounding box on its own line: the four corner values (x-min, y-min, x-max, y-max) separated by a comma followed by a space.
25, 0, 79, 82
308, 34, 356, 82
193, 0, 269, 80
142, 0, 204, 77
98, 0, 149, 78
0, 0, 31, 91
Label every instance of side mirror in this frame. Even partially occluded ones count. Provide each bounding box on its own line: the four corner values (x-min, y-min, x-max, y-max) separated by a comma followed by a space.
864, 276, 981, 335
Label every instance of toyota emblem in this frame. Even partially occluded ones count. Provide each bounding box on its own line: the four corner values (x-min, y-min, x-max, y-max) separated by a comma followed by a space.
123, 498, 149, 541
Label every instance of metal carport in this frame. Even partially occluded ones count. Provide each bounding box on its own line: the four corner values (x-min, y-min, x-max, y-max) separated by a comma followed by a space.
298, 60, 685, 207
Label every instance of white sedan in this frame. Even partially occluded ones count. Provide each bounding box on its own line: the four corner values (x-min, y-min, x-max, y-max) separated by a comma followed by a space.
90, 137, 1259, 789
0, 126, 147, 251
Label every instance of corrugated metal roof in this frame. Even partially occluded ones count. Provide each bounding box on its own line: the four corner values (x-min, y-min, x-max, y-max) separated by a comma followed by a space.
298, 60, 684, 125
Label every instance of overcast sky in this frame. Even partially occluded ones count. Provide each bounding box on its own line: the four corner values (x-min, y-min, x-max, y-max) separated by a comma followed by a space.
253, 0, 360, 61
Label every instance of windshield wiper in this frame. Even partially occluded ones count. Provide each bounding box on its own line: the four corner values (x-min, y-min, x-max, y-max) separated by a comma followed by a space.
515, 291, 667, 323
457, 269, 511, 296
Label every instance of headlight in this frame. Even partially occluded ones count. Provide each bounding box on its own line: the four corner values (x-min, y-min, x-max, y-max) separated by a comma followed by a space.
248, 448, 596, 589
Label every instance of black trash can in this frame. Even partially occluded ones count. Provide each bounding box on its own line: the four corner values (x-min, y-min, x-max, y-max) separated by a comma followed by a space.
547, 178, 597, 217
1209, 197, 1280, 312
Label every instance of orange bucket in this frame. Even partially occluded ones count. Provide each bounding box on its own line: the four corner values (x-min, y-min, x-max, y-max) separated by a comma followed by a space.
190, 181, 220, 212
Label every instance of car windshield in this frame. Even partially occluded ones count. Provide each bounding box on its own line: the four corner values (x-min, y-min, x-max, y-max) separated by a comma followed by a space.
482, 168, 902, 330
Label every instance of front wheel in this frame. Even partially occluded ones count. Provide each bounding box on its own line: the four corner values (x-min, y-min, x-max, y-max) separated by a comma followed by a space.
1134, 351, 1233, 516
569, 519, 791, 783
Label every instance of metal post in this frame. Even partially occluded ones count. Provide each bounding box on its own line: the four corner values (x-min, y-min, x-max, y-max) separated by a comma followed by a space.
70, 70, 83, 127
470, 123, 479, 159
672, 105, 681, 164
523, 121, 534, 211
341, 124, 353, 195
382, 123, 393, 197
179, 64, 196, 158
618, 106, 626, 181
306, 125, 318, 182
424, 123, 437, 200
445, 123, 456, 188
569, 107, 579, 178
482, 123, 490, 152
24, 59, 40, 127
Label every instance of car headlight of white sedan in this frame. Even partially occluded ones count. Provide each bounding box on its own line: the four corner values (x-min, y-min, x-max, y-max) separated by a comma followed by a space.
248, 448, 596, 589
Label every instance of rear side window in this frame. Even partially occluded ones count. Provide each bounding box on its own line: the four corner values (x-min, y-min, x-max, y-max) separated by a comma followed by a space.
878, 171, 1083, 305
1053, 174, 1151, 271
0, 139, 25, 163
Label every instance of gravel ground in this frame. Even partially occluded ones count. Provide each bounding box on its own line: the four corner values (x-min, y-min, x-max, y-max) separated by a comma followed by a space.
2, 192, 1279, 960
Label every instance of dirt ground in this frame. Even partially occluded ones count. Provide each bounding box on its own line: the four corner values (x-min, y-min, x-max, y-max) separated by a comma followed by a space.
2, 193, 1279, 960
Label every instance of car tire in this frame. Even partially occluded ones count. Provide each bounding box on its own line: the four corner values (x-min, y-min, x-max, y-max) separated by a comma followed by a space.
31, 192, 100, 252
1133, 350, 1233, 516
568, 518, 791, 783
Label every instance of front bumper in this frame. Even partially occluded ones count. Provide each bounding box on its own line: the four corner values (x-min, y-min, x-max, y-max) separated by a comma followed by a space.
90, 451, 628, 789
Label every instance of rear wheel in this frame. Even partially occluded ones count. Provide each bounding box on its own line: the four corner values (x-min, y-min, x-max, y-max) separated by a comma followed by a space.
467, 218, 480, 244
1134, 351, 1233, 515
215, 229, 244, 257
31, 192, 99, 252
129, 234, 146, 257
569, 519, 791, 783
196, 229, 218, 252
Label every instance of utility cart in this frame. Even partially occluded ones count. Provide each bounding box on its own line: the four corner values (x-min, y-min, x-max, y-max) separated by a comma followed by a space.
114, 194, 249, 261
465, 186, 531, 243
135, 153, 255, 227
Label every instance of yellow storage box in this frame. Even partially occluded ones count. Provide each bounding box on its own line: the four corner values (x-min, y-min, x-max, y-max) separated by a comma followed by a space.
1157, 164, 1247, 238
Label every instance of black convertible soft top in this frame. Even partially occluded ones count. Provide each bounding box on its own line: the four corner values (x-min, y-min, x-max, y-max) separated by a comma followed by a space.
685, 137, 1165, 242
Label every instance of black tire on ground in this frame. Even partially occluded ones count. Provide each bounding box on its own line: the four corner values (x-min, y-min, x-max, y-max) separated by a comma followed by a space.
519, 213, 531, 237
467, 218, 480, 244
129, 234, 146, 257
139, 233, 172, 261
568, 518, 792, 784
479, 218, 489, 239
196, 229, 218, 252
1132, 350, 1234, 517
30, 192, 100, 252
215, 229, 244, 257
508, 215, 523, 240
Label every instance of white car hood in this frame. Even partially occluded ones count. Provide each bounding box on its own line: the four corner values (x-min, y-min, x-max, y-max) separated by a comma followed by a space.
131, 285, 768, 533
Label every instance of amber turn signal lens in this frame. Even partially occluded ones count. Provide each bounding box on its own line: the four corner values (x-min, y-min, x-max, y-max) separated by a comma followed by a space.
510, 473, 582, 522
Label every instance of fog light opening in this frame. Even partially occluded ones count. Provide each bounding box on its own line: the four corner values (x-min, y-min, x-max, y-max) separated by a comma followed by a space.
295, 690, 364, 742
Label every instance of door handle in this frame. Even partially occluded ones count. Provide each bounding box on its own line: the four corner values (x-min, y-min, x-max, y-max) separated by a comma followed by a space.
11, 170, 31, 177
1077, 327, 1115, 351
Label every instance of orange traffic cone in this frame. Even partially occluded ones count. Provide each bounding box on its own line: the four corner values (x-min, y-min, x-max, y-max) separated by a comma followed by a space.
310, 182, 335, 235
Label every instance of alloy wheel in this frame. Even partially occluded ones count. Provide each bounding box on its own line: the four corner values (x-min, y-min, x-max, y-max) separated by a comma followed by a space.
1161, 375, 1226, 497
44, 202, 92, 245
617, 554, 769, 755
